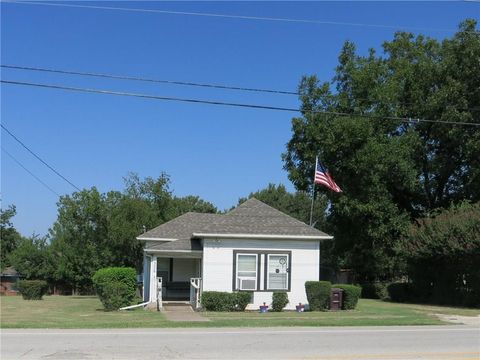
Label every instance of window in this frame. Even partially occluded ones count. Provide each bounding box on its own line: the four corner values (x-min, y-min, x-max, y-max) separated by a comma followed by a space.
232, 251, 291, 292
236, 254, 257, 290
267, 254, 289, 290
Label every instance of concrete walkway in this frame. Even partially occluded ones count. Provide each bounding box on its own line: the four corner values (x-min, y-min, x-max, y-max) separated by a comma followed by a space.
162, 303, 210, 322
435, 313, 480, 326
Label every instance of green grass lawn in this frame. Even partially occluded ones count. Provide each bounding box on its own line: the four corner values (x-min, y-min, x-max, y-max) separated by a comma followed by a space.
1, 295, 478, 328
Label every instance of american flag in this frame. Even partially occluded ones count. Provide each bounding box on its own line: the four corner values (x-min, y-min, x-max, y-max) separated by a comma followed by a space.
314, 158, 342, 193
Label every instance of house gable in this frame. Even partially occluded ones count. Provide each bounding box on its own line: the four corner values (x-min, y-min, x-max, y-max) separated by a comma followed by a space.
138, 198, 332, 243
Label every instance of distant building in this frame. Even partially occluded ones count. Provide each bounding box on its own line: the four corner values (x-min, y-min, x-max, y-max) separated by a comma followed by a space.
0, 267, 20, 295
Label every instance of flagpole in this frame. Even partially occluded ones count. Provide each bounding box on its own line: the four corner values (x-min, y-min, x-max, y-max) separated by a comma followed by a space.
309, 156, 318, 226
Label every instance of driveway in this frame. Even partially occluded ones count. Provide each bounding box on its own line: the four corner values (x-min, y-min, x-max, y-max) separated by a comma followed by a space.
2, 325, 479, 359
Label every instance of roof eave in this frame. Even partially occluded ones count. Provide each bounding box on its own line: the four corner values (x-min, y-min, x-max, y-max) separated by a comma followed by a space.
191, 232, 333, 240
136, 237, 178, 241
143, 249, 203, 253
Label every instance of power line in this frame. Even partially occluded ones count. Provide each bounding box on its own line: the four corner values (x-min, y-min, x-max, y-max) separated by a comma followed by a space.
2, 146, 60, 197
2, 79, 479, 127
4, 64, 479, 113
3, 0, 477, 34
1, 123, 81, 191
1, 64, 298, 96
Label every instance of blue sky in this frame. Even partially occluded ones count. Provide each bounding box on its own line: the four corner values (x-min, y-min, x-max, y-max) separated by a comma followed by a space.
1, 1, 478, 236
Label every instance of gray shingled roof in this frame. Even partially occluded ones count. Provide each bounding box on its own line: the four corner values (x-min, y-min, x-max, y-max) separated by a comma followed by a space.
138, 198, 331, 248
138, 212, 222, 240
197, 198, 330, 237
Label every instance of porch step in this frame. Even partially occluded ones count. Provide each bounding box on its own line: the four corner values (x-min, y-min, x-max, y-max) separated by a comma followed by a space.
163, 300, 191, 306
163, 303, 194, 312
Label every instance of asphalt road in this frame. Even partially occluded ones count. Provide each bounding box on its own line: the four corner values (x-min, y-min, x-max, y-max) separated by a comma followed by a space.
1, 326, 479, 360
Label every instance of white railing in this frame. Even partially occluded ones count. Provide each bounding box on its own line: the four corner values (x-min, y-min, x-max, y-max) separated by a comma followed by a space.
190, 277, 202, 310
157, 277, 163, 310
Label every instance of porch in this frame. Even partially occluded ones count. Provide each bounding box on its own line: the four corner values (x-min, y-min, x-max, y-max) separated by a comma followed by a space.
143, 252, 202, 310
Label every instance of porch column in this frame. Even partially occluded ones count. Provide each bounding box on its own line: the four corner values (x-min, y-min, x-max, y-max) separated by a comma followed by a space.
149, 255, 157, 302
142, 254, 150, 302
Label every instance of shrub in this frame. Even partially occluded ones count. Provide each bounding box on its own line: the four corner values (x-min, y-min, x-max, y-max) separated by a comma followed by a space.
387, 282, 411, 303
271, 292, 289, 312
17, 280, 48, 300
202, 291, 234, 311
405, 202, 480, 307
361, 282, 389, 300
201, 291, 252, 311
333, 284, 361, 310
99, 281, 133, 311
233, 292, 252, 311
305, 281, 331, 311
92, 267, 137, 311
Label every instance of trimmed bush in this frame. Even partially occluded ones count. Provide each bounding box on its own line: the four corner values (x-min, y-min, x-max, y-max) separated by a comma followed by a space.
92, 267, 137, 311
201, 291, 252, 311
99, 281, 133, 311
361, 282, 389, 300
201, 291, 232, 311
234, 292, 252, 311
305, 281, 331, 311
271, 292, 289, 312
17, 280, 48, 300
333, 284, 362, 310
387, 282, 411, 303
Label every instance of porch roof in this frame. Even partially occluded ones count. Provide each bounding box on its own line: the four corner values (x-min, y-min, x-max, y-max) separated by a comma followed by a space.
145, 238, 202, 251
137, 212, 222, 241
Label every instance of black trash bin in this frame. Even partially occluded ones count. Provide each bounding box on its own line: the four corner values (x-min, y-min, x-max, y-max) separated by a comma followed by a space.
330, 288, 344, 311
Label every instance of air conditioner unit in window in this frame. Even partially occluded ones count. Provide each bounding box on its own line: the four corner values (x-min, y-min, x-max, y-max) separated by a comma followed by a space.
238, 277, 256, 290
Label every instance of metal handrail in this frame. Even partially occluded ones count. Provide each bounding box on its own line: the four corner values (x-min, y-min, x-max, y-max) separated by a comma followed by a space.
190, 277, 201, 289
190, 278, 202, 309
157, 277, 163, 310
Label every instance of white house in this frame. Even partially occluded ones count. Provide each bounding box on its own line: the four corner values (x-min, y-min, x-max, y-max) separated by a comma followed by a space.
139, 198, 332, 310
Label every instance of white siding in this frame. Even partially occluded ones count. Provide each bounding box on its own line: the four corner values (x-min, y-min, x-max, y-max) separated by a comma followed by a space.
202, 239, 319, 310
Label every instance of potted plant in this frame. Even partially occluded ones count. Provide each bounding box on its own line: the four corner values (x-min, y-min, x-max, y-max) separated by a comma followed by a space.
259, 302, 269, 313
296, 303, 305, 312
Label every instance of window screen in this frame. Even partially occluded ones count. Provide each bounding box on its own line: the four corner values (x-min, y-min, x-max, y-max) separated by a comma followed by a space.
236, 254, 257, 290
267, 254, 289, 290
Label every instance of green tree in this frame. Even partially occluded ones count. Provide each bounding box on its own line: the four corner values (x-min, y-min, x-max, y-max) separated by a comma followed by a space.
403, 202, 480, 306
1, 205, 22, 271
123, 172, 175, 222
170, 195, 217, 217
283, 20, 480, 280
48, 173, 218, 289
107, 173, 217, 270
49, 188, 110, 292
8, 235, 54, 281
105, 191, 156, 270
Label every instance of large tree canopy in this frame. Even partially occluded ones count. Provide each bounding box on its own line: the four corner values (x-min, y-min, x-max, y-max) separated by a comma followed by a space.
0, 205, 22, 271
9, 235, 54, 281
48, 173, 217, 291
403, 202, 480, 306
282, 20, 480, 280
